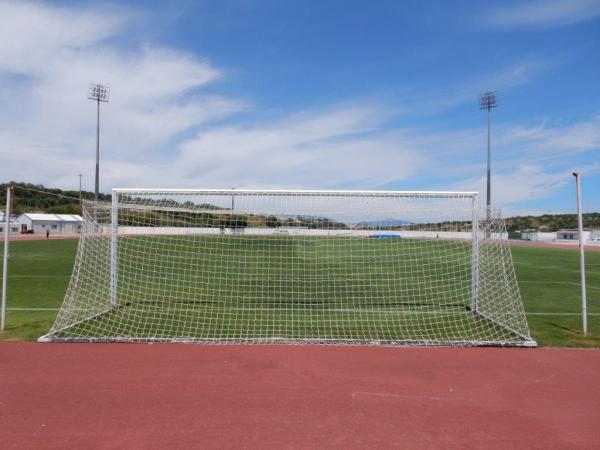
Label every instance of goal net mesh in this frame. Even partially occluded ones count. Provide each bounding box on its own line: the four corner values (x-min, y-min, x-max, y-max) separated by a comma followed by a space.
40, 190, 535, 346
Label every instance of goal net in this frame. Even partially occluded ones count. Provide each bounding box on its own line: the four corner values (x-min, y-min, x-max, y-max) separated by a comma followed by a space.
39, 189, 535, 346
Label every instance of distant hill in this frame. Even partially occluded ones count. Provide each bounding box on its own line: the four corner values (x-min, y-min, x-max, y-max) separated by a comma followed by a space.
0, 181, 110, 215
358, 214, 600, 232
1, 182, 599, 231
505, 213, 600, 232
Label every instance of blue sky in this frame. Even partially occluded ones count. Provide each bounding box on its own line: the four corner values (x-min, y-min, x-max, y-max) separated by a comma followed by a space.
0, 0, 599, 215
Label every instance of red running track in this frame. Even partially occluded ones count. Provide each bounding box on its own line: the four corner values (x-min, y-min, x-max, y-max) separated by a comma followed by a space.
1, 343, 599, 449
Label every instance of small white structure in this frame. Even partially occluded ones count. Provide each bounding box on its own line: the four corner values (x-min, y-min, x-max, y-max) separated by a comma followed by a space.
17, 213, 82, 234
589, 229, 600, 242
556, 229, 591, 242
519, 229, 556, 241
520, 229, 538, 241
0, 212, 20, 235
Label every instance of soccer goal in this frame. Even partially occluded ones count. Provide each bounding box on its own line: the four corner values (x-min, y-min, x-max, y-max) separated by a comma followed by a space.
39, 189, 535, 346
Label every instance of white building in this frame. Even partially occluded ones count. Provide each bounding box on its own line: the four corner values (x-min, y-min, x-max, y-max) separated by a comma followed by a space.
520, 229, 538, 240
0, 212, 20, 235
520, 229, 556, 241
17, 213, 82, 234
556, 229, 591, 242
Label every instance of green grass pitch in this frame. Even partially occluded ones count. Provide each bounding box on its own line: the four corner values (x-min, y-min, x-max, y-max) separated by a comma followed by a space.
48, 236, 517, 344
1, 238, 599, 346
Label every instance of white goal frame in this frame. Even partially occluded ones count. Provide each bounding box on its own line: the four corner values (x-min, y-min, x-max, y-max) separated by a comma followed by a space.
109, 189, 482, 315
40, 188, 535, 346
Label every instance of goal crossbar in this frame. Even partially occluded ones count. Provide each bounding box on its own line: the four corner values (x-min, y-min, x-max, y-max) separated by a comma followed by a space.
114, 188, 478, 198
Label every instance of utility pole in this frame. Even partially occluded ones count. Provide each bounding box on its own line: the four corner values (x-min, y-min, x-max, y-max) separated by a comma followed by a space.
88, 83, 110, 201
573, 172, 587, 335
78, 174, 83, 205
479, 91, 498, 220
2, 185, 13, 331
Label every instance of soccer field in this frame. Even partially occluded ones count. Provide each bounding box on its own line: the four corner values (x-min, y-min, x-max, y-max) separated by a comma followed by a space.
47, 235, 527, 344
1, 238, 599, 346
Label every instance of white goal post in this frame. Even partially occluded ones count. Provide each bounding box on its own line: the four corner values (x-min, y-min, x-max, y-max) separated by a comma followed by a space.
40, 188, 535, 346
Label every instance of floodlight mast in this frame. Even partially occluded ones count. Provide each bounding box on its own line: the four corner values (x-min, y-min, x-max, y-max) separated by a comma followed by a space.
88, 83, 110, 202
479, 91, 497, 220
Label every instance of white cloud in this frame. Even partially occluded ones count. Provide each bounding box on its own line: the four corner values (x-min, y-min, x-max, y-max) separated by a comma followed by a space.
3, 104, 426, 191
504, 119, 600, 152
172, 106, 426, 189
0, 1, 128, 74
0, 0, 246, 181
446, 118, 600, 212
486, 0, 600, 28
453, 165, 570, 206
397, 61, 549, 116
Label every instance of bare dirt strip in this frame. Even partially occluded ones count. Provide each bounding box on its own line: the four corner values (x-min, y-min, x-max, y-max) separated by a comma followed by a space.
509, 239, 600, 251
0, 233, 81, 241
0, 343, 598, 449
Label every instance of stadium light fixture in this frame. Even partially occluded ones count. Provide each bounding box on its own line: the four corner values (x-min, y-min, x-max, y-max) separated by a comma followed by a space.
88, 83, 110, 202
479, 91, 497, 220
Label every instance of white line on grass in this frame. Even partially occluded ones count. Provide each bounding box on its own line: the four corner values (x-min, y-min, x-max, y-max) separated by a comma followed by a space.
7, 308, 60, 311
9, 275, 69, 278
519, 280, 600, 291
526, 312, 600, 316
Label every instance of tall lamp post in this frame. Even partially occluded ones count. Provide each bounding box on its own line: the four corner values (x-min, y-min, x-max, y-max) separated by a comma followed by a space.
479, 91, 497, 220
573, 172, 587, 335
2, 185, 13, 331
88, 83, 110, 202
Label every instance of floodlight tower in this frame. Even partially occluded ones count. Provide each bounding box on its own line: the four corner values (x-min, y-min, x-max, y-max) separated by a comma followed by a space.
479, 91, 497, 219
88, 83, 110, 202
